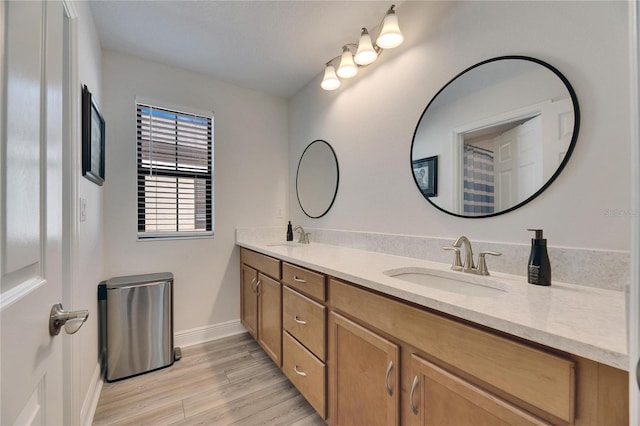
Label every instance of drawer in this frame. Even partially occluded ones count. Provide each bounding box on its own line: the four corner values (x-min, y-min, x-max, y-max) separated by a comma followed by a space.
240, 248, 281, 280
329, 278, 576, 423
283, 286, 326, 361
283, 331, 326, 419
282, 262, 325, 301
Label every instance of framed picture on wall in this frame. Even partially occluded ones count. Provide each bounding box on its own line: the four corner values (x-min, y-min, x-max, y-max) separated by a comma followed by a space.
412, 156, 438, 197
82, 84, 105, 186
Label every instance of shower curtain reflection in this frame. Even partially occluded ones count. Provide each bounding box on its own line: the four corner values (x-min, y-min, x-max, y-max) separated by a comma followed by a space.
463, 145, 495, 216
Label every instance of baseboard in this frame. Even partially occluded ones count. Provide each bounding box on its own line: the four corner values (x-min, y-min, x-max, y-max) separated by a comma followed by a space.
80, 362, 103, 426
174, 319, 246, 348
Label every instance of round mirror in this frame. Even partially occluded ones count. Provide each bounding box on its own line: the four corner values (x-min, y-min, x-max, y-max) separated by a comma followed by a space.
411, 56, 580, 218
296, 140, 339, 218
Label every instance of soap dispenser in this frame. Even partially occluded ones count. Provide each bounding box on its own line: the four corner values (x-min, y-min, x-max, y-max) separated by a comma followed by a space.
527, 229, 551, 286
286, 221, 293, 241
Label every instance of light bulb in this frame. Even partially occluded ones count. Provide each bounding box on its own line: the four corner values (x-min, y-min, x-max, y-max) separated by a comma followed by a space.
354, 28, 378, 66
376, 7, 404, 49
320, 64, 341, 91
337, 47, 358, 78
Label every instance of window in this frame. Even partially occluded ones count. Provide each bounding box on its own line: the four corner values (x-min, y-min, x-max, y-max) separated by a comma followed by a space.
137, 102, 213, 239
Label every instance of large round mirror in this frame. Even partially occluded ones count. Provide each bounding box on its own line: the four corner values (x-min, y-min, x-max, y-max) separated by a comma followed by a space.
411, 56, 580, 218
296, 140, 339, 218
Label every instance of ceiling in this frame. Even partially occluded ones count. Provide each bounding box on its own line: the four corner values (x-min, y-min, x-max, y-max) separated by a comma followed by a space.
89, 1, 398, 99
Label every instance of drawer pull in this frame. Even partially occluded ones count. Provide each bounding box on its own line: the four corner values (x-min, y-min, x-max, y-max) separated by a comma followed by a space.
410, 376, 419, 415
294, 365, 307, 377
293, 275, 307, 283
294, 315, 307, 325
385, 360, 394, 396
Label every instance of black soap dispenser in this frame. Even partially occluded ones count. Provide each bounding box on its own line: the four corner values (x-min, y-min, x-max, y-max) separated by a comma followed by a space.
527, 229, 551, 286
286, 221, 293, 241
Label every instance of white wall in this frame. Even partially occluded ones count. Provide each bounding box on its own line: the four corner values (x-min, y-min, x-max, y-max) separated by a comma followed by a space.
74, 0, 104, 421
289, 1, 631, 252
101, 50, 289, 333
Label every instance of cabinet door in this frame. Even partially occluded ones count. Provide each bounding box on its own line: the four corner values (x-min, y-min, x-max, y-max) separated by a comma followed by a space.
240, 264, 258, 339
407, 354, 548, 426
258, 273, 282, 366
329, 312, 399, 426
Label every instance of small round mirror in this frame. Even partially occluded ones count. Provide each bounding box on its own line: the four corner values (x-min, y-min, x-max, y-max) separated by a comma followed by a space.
296, 140, 339, 218
411, 56, 580, 218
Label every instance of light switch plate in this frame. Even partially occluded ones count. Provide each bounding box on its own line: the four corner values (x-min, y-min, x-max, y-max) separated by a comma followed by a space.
80, 198, 86, 222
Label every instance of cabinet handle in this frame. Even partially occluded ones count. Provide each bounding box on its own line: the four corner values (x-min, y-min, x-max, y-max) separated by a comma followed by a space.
293, 275, 307, 283
385, 360, 394, 396
250, 278, 257, 293
294, 365, 307, 377
294, 315, 307, 325
410, 376, 419, 415
255, 279, 261, 294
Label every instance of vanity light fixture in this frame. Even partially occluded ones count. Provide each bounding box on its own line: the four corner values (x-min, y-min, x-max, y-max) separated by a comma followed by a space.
320, 4, 403, 91
354, 28, 378, 66
320, 64, 341, 90
337, 46, 358, 78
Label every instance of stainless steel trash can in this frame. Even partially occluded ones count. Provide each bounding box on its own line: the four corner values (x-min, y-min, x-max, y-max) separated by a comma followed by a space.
101, 272, 176, 382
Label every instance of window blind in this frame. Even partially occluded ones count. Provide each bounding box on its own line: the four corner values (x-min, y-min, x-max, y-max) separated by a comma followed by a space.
137, 103, 213, 238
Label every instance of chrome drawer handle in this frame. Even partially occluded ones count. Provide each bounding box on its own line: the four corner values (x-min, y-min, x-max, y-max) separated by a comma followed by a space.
385, 360, 394, 396
293, 275, 307, 283
294, 315, 307, 325
410, 376, 419, 415
294, 365, 307, 377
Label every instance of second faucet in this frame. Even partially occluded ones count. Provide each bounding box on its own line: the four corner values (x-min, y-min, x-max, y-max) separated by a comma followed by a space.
443, 236, 501, 276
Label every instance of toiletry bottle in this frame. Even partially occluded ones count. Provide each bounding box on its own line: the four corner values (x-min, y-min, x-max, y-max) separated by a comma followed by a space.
527, 229, 551, 286
286, 221, 293, 241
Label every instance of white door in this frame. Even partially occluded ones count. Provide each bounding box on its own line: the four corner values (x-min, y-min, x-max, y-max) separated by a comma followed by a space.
1, 1, 65, 424
493, 115, 542, 209
540, 98, 574, 179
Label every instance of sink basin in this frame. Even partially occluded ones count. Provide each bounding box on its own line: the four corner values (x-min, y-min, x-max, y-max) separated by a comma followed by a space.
383, 267, 507, 297
266, 242, 306, 247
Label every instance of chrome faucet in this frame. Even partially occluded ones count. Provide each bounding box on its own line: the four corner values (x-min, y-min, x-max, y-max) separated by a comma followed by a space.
293, 225, 311, 244
443, 236, 501, 276
453, 235, 475, 272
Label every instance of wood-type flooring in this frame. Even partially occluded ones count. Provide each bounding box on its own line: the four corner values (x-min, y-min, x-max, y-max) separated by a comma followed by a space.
93, 333, 325, 426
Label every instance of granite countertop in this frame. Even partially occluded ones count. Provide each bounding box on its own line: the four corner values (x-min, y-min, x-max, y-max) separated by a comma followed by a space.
236, 238, 628, 371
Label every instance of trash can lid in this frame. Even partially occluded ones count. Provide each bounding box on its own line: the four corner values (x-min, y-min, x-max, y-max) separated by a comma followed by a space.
106, 272, 173, 289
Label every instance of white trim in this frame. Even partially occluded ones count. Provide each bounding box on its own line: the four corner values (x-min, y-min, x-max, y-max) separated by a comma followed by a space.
79, 362, 103, 426
174, 320, 246, 348
452, 101, 547, 135
0, 278, 45, 312
135, 96, 213, 119
629, 0, 639, 423
61, 0, 77, 19
61, 6, 81, 426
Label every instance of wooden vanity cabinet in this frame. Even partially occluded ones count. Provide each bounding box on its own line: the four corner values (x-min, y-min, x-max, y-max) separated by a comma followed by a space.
240, 264, 259, 338
257, 273, 282, 364
407, 354, 548, 426
281, 262, 328, 419
329, 312, 399, 426
239, 248, 629, 425
328, 277, 628, 426
240, 248, 282, 366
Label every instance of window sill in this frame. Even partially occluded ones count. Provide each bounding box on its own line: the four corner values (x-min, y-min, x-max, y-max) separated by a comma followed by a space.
137, 232, 214, 242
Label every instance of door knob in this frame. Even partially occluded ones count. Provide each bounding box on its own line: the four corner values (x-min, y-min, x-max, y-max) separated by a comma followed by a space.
49, 303, 89, 336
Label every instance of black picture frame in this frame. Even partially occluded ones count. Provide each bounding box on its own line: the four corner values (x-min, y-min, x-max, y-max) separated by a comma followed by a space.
412, 156, 438, 198
82, 84, 105, 186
